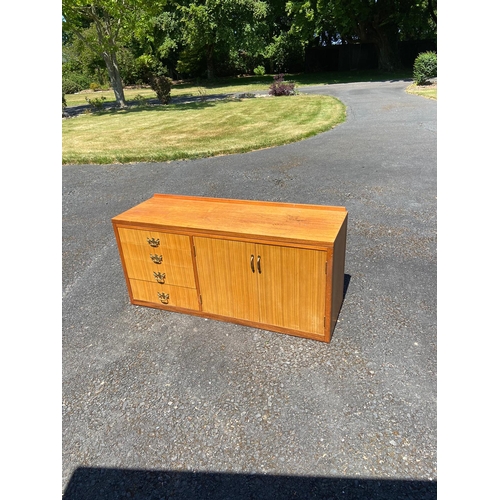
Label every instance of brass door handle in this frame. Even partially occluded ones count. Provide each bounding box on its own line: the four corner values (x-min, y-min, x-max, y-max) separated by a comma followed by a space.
157, 292, 169, 304
250, 254, 255, 273
257, 255, 261, 274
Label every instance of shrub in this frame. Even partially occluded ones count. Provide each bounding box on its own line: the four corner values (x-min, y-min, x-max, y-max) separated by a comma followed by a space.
269, 73, 296, 96
62, 78, 83, 95
62, 71, 92, 94
133, 94, 149, 106
149, 74, 173, 104
413, 51, 437, 85
85, 96, 107, 111
89, 82, 100, 91
253, 65, 266, 76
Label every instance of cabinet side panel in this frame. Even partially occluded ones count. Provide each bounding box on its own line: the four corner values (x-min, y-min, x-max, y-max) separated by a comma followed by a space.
331, 215, 348, 332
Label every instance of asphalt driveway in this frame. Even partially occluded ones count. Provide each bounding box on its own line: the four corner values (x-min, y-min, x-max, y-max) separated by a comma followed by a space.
62, 79, 437, 499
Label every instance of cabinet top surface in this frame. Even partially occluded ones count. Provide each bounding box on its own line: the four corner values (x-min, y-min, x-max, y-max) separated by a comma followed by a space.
112, 194, 347, 245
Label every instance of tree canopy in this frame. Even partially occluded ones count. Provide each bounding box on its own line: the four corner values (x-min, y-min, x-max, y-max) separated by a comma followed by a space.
62, 0, 165, 106
62, 0, 437, 104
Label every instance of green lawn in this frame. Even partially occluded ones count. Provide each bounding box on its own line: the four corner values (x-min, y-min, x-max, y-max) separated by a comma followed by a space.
405, 82, 437, 100
63, 94, 346, 165
63, 69, 416, 165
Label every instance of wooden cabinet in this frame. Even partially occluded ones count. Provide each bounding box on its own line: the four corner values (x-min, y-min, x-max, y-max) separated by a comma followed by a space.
112, 194, 348, 342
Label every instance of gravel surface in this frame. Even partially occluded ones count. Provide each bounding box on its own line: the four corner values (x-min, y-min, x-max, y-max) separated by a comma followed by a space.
62, 79, 436, 499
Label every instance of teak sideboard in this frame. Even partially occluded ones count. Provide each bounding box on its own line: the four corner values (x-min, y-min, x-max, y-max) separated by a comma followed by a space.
112, 194, 348, 342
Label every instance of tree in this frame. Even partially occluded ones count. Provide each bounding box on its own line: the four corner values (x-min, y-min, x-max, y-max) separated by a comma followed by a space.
62, 0, 164, 106
177, 0, 269, 79
286, 0, 437, 71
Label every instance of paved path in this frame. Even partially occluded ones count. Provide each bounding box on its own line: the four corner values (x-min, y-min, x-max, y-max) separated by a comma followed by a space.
62, 79, 436, 499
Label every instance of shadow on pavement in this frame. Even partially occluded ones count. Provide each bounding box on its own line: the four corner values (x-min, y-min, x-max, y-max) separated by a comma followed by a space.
63, 467, 437, 500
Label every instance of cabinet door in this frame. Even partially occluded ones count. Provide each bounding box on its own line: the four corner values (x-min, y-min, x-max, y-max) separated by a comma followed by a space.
256, 244, 327, 335
194, 237, 260, 322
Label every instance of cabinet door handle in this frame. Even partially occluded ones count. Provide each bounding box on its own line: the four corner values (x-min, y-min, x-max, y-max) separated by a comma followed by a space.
250, 254, 255, 273
257, 255, 262, 274
157, 292, 169, 304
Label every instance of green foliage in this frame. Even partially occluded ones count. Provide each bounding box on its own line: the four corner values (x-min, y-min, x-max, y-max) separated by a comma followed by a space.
286, 0, 437, 70
149, 74, 173, 104
132, 94, 150, 106
254, 65, 266, 76
178, 0, 269, 78
264, 31, 305, 73
62, 0, 437, 90
176, 46, 206, 78
269, 73, 296, 96
85, 95, 107, 110
89, 82, 100, 91
62, 0, 165, 105
62, 73, 91, 94
413, 51, 437, 85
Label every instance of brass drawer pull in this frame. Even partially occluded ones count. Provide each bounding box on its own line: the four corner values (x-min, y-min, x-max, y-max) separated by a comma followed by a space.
150, 253, 163, 264
250, 254, 255, 273
147, 237, 160, 247
153, 272, 166, 284
158, 292, 169, 304
257, 255, 262, 274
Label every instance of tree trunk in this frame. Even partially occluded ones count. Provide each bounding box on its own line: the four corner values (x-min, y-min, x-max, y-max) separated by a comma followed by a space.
376, 39, 397, 71
356, 20, 400, 72
206, 44, 215, 80
103, 51, 126, 107
373, 24, 400, 71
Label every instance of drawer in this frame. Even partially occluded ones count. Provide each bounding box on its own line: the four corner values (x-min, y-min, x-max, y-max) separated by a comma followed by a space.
118, 228, 196, 288
129, 279, 200, 311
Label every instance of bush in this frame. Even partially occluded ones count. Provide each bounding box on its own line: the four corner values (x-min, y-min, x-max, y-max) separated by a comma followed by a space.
133, 94, 149, 107
269, 73, 296, 96
89, 82, 100, 91
62, 78, 83, 95
62, 71, 93, 94
85, 96, 107, 111
413, 51, 437, 85
149, 74, 173, 104
253, 65, 266, 76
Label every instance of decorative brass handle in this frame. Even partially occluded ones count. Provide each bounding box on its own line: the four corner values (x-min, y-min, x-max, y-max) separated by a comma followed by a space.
250, 254, 255, 273
153, 272, 166, 284
150, 253, 163, 264
147, 237, 160, 247
257, 255, 262, 274
158, 292, 169, 304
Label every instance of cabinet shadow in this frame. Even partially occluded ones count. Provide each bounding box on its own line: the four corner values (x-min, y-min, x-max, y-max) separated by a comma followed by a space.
63, 467, 436, 500
343, 273, 351, 298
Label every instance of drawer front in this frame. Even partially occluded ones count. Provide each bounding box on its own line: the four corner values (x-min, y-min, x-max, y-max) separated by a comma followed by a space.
129, 279, 200, 311
118, 228, 196, 288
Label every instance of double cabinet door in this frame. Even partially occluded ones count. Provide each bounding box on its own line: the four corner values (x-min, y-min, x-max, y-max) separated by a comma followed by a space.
193, 237, 327, 336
